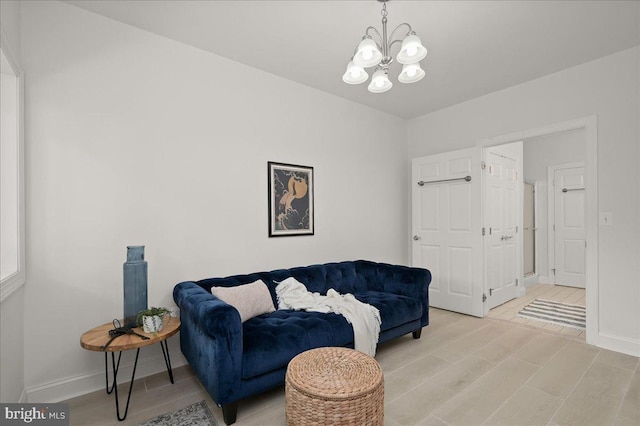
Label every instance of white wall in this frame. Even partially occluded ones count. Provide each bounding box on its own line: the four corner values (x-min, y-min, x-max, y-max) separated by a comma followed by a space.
523, 129, 585, 181
409, 47, 640, 355
0, 0, 25, 404
0, 0, 21, 65
523, 129, 586, 281
20, 1, 408, 401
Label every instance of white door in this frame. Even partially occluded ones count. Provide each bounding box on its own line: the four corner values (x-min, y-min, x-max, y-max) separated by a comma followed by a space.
554, 166, 586, 288
412, 148, 484, 317
483, 144, 520, 310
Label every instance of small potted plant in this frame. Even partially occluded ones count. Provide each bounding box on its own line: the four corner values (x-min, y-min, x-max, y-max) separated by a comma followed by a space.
137, 307, 170, 333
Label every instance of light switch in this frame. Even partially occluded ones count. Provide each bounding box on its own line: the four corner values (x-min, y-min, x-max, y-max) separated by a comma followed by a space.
599, 212, 613, 226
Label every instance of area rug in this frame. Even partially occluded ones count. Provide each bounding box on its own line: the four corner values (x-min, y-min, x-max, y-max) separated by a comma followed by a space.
517, 298, 586, 330
138, 400, 218, 426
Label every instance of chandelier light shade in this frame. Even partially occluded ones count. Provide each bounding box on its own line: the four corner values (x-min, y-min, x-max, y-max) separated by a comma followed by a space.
397, 34, 428, 64
342, 61, 369, 84
398, 63, 425, 84
353, 38, 383, 68
368, 69, 393, 93
343, 0, 428, 93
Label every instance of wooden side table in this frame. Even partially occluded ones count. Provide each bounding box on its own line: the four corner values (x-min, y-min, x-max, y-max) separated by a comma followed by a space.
80, 317, 180, 421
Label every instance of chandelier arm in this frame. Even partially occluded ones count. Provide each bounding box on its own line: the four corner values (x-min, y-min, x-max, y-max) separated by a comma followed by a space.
388, 23, 413, 45
364, 26, 384, 50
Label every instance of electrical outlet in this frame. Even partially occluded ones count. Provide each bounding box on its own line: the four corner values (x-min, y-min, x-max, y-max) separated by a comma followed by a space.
599, 212, 613, 226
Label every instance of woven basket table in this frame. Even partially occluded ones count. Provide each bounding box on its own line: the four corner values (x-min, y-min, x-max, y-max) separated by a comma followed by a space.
285, 347, 384, 425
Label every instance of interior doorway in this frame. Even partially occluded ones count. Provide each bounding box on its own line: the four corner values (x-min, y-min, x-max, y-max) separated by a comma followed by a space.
411, 118, 596, 341
479, 117, 597, 344
486, 131, 586, 306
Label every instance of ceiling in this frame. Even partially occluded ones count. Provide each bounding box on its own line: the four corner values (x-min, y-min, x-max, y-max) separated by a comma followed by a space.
63, 0, 640, 119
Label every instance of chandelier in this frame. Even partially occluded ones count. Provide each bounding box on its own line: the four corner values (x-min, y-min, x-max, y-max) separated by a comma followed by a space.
342, 0, 427, 93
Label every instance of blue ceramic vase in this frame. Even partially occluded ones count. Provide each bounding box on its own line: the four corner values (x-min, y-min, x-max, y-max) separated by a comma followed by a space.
123, 246, 148, 327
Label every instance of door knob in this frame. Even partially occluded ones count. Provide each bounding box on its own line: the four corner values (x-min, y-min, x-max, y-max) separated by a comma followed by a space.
413, 235, 421, 241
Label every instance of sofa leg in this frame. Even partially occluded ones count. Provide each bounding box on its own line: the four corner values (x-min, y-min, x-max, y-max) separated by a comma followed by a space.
222, 403, 238, 425
412, 328, 422, 339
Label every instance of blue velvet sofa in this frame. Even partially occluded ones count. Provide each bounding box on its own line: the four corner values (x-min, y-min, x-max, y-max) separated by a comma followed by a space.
173, 260, 431, 424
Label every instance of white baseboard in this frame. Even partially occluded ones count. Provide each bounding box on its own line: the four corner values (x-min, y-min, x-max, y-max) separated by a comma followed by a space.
25, 348, 187, 403
523, 274, 554, 286
595, 332, 640, 358
537, 275, 552, 284
524, 274, 538, 287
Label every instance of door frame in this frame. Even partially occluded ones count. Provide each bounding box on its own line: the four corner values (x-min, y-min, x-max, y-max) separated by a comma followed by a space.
547, 162, 585, 286
0, 29, 26, 301
477, 116, 598, 346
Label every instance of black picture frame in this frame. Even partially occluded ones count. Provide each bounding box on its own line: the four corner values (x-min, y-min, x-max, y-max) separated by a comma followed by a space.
268, 162, 314, 237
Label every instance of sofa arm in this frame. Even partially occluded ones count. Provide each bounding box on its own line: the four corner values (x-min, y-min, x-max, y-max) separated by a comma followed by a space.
382, 265, 431, 328
173, 281, 243, 406
382, 266, 430, 300
356, 261, 431, 326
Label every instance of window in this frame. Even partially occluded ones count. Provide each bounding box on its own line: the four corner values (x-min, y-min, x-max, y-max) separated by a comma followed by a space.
0, 39, 25, 301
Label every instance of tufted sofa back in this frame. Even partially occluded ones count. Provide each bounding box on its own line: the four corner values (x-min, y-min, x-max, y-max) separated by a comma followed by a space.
195, 260, 430, 310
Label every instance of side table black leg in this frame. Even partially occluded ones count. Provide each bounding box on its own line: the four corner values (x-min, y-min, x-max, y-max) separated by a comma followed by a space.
111, 348, 140, 421
104, 351, 122, 395
160, 339, 174, 384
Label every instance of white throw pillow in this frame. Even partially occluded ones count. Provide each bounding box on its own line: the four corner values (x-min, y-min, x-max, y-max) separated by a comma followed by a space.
211, 280, 275, 322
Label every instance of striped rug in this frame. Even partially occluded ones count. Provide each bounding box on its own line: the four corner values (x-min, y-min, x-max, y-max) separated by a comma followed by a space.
517, 298, 586, 330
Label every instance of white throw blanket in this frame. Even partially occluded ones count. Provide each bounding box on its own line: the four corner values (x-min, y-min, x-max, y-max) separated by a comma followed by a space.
275, 277, 381, 357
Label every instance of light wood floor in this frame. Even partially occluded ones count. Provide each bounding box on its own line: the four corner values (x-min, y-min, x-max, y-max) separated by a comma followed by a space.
66, 287, 638, 426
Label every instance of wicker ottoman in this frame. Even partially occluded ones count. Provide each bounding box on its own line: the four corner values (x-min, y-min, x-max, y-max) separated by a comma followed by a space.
285, 347, 384, 425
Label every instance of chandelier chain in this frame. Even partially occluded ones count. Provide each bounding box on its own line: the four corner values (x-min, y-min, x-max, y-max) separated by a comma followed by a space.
381, 2, 388, 18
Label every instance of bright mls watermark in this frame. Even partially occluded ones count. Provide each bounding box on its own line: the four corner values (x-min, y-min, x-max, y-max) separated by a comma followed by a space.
0, 404, 68, 425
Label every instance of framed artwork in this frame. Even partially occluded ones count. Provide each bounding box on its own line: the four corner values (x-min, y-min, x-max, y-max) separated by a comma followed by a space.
268, 162, 314, 237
